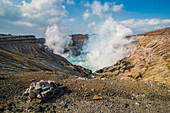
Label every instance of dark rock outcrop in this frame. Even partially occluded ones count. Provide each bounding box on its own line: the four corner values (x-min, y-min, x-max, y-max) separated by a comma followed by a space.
69, 34, 88, 56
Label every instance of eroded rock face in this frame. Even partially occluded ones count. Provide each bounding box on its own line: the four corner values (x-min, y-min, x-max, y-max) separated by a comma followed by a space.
95, 28, 170, 83
23, 80, 58, 101
69, 34, 88, 56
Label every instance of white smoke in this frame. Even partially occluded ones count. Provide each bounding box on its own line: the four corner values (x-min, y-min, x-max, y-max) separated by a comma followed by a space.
45, 25, 72, 57
69, 17, 133, 71
45, 17, 133, 71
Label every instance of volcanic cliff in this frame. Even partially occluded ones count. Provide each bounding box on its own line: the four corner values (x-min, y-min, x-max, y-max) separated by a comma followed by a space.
69, 34, 88, 56
0, 34, 91, 77
95, 28, 170, 84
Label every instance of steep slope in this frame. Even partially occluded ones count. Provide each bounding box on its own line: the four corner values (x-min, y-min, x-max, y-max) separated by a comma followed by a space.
0, 34, 91, 77
95, 28, 170, 84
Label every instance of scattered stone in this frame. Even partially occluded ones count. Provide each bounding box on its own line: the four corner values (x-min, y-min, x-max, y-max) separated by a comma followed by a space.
65, 108, 70, 111
91, 88, 95, 91
146, 104, 151, 108
83, 92, 91, 97
93, 95, 103, 100
78, 77, 86, 80
91, 75, 96, 79
125, 103, 129, 108
37, 99, 42, 104
132, 93, 136, 97
37, 94, 41, 99
89, 75, 96, 79
132, 93, 145, 98
101, 78, 106, 80
23, 80, 59, 102
135, 102, 140, 105
63, 80, 68, 83
59, 101, 67, 108
137, 95, 145, 98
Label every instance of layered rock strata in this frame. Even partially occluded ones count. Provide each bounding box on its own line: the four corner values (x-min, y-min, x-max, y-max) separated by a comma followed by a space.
95, 28, 170, 83
0, 34, 91, 77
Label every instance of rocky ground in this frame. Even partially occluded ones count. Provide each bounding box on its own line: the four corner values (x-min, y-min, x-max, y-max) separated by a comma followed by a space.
0, 71, 169, 112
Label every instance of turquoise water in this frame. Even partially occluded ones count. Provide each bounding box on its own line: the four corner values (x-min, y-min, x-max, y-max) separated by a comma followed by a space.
67, 35, 97, 72
67, 55, 95, 72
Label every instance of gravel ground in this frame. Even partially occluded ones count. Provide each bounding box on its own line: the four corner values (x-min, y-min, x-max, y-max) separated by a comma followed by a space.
0, 71, 169, 113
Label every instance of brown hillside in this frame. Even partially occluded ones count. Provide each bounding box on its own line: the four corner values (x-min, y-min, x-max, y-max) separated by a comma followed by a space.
95, 28, 170, 84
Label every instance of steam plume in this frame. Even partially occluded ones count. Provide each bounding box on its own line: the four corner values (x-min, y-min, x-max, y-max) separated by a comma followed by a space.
45, 17, 133, 71
45, 25, 72, 57
69, 17, 133, 71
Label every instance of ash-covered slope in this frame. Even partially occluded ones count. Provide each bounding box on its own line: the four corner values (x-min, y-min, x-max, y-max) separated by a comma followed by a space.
0, 34, 91, 77
95, 28, 170, 83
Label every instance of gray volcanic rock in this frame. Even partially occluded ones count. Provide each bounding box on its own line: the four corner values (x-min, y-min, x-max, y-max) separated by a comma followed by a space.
23, 80, 58, 102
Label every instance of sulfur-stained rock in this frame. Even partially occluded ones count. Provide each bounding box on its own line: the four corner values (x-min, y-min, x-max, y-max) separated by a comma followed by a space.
93, 95, 103, 100
91, 88, 95, 91
37, 99, 42, 104
101, 78, 106, 80
133, 72, 142, 80
94, 28, 170, 83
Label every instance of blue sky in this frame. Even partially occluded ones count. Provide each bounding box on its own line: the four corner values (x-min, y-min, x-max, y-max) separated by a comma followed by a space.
0, 0, 170, 37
